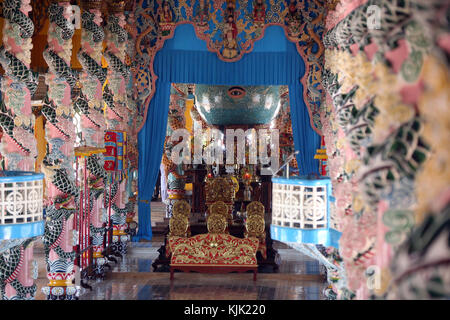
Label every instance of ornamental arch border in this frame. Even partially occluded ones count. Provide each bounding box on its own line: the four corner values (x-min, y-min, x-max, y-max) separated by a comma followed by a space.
134, 8, 325, 137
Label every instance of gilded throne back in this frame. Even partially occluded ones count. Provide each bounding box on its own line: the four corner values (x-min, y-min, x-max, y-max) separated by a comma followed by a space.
205, 177, 235, 205
206, 177, 236, 223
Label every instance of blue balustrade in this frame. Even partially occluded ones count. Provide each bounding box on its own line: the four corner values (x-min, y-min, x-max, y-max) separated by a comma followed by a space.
270, 176, 341, 248
0, 171, 45, 241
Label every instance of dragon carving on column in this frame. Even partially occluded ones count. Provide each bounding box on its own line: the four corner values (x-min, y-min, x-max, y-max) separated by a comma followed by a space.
0, 0, 39, 300
163, 87, 188, 217
320, 0, 448, 299
92, 155, 129, 257
0, 239, 37, 300
76, 0, 107, 148
102, 0, 133, 256
104, 0, 128, 130
75, 0, 113, 278
0, 0, 38, 171
40, 0, 79, 300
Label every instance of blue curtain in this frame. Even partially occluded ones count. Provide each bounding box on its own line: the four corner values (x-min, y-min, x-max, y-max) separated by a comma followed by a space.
137, 25, 320, 239
154, 50, 302, 85
135, 78, 171, 241
289, 81, 321, 175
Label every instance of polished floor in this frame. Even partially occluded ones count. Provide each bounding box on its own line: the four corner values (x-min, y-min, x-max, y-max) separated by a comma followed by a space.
31, 201, 328, 300
32, 239, 327, 300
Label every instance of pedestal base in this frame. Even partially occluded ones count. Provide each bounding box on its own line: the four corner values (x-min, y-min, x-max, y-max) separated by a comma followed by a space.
111, 234, 129, 257
42, 286, 80, 300
91, 256, 109, 280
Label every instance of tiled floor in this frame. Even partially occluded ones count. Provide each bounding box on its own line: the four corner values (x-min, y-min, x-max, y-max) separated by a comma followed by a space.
30, 201, 328, 300
32, 239, 327, 300
80, 274, 326, 300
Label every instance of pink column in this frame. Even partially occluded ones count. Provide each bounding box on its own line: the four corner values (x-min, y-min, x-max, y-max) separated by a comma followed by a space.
0, 0, 39, 300
40, 0, 79, 300
104, 0, 131, 255
76, 0, 109, 279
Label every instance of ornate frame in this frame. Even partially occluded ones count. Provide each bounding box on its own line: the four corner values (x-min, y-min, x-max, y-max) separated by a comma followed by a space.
134, 0, 327, 136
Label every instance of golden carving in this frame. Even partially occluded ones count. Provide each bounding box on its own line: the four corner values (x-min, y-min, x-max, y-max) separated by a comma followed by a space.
173, 199, 191, 218
80, 0, 103, 10
209, 201, 229, 219
169, 216, 189, 237
205, 177, 235, 225
245, 215, 265, 238
207, 214, 227, 234
168, 234, 259, 266
205, 177, 235, 203
246, 201, 265, 218
244, 201, 266, 258
107, 0, 126, 13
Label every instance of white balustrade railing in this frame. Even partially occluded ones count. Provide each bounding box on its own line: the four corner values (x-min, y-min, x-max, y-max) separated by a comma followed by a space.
0, 171, 44, 225
272, 177, 331, 229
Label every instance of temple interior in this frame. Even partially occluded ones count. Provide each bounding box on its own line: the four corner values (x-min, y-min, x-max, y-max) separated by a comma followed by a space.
0, 0, 449, 302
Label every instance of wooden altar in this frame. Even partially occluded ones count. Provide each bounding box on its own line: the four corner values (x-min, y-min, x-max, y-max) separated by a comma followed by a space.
185, 167, 273, 215
184, 167, 208, 214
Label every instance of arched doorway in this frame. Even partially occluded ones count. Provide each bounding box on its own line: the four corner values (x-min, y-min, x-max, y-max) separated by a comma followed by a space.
135, 24, 321, 241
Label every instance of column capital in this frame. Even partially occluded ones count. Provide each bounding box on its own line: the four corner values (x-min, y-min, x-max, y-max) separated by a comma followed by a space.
80, 0, 104, 11
124, 0, 135, 13
106, 0, 126, 14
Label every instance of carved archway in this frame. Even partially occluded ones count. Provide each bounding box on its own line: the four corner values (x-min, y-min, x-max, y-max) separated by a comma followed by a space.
133, 0, 326, 136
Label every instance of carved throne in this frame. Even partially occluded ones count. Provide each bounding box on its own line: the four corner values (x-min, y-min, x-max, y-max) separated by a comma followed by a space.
168, 206, 259, 280
168, 200, 191, 238
205, 177, 236, 224
208, 201, 231, 234
245, 201, 267, 259
166, 200, 191, 257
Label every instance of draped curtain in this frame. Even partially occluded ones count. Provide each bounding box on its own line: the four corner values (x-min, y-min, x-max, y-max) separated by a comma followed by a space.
135, 79, 171, 241
136, 25, 320, 240
289, 81, 321, 175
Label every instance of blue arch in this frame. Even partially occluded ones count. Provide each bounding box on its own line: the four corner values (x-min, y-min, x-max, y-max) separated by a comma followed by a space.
136, 24, 320, 241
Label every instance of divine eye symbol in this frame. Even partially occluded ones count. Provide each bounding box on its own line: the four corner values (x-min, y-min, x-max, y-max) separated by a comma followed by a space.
227, 86, 246, 99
